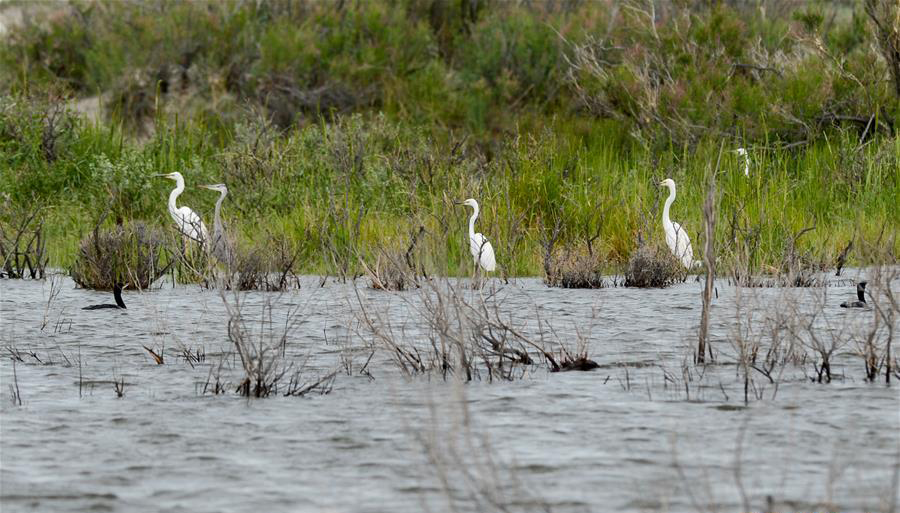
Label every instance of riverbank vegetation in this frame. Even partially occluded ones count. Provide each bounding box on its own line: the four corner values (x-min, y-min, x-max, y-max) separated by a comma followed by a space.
0, 0, 897, 277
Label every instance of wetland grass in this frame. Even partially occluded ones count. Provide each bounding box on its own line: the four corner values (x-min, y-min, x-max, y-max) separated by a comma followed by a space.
1, 1, 897, 279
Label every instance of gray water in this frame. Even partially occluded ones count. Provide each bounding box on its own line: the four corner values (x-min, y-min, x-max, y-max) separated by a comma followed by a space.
1, 274, 898, 513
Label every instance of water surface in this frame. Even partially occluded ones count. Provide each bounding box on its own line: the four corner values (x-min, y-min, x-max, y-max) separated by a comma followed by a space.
2, 274, 898, 512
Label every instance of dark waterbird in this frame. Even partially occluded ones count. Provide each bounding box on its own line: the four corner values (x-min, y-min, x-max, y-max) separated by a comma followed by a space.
840, 281, 867, 308
82, 284, 126, 310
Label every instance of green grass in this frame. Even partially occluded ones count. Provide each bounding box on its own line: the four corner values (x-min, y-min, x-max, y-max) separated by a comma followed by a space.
0, 1, 897, 277
3, 108, 895, 276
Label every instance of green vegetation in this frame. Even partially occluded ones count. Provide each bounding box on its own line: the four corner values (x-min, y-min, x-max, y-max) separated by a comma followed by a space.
0, 0, 897, 277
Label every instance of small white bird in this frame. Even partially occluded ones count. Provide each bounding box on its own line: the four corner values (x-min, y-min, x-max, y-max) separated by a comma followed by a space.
457, 198, 496, 272
736, 148, 750, 177
659, 179, 700, 269
158, 172, 208, 244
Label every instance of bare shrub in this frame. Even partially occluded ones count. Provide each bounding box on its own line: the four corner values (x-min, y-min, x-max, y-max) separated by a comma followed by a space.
727, 225, 829, 288
726, 286, 808, 403
540, 213, 614, 289
780, 289, 851, 383
624, 244, 685, 288
550, 327, 599, 372
851, 238, 898, 382
775, 225, 828, 287
362, 250, 415, 291
0, 206, 48, 279
221, 292, 305, 397
322, 193, 365, 283
222, 235, 302, 292
544, 246, 609, 289
361, 227, 426, 291
354, 276, 596, 380
69, 221, 172, 290
355, 280, 527, 381
0, 93, 75, 164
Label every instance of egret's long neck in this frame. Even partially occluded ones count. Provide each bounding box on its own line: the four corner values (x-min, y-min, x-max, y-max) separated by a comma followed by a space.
168, 178, 185, 214
743, 154, 750, 176
214, 191, 226, 228
662, 184, 675, 225
468, 206, 479, 240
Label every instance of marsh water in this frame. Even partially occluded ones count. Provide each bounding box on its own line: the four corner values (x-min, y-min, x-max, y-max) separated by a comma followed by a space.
1, 274, 898, 513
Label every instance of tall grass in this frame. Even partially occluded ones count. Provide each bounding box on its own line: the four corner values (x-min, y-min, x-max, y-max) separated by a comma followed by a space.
0, 1, 897, 276
2, 111, 892, 276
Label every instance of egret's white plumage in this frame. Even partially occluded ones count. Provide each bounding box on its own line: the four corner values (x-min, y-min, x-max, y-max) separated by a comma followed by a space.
160, 172, 208, 244
459, 198, 496, 272
659, 179, 700, 269
736, 147, 750, 177
198, 183, 234, 264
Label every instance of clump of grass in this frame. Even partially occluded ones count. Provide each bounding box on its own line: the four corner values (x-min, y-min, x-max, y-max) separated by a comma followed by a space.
624, 244, 685, 288
222, 235, 302, 291
544, 246, 609, 289
69, 221, 172, 290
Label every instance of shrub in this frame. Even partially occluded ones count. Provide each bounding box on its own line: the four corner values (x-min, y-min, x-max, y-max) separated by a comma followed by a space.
624, 244, 685, 288
544, 246, 608, 289
70, 221, 172, 289
0, 206, 48, 280
223, 235, 301, 292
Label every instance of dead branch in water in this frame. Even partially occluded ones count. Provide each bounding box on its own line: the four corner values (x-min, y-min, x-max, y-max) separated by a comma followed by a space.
697, 148, 721, 364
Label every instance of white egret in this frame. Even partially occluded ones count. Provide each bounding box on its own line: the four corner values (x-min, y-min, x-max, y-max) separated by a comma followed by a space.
198, 183, 234, 264
840, 281, 867, 308
736, 148, 750, 177
659, 178, 700, 269
457, 198, 496, 272
158, 172, 208, 244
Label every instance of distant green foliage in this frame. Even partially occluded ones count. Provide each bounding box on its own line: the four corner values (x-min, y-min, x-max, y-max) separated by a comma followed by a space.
2, 0, 895, 142
0, 1, 898, 276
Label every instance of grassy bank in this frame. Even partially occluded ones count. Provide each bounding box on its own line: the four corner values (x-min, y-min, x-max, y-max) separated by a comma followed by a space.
0, 1, 898, 277
4, 106, 896, 276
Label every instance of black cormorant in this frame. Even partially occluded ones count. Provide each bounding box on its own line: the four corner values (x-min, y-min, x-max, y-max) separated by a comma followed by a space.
82, 284, 126, 310
840, 281, 867, 308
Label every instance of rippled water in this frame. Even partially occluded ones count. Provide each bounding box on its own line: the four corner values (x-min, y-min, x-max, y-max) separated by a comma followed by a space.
2, 273, 898, 513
